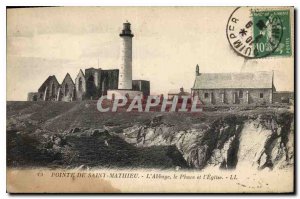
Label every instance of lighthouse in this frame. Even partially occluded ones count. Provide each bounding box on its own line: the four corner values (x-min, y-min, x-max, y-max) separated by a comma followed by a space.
107, 22, 147, 100
118, 21, 134, 90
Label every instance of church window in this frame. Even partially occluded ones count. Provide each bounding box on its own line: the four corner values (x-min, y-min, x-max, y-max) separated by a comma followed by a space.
65, 84, 69, 96
51, 83, 56, 97
79, 77, 83, 91
260, 93, 264, 98
239, 90, 243, 98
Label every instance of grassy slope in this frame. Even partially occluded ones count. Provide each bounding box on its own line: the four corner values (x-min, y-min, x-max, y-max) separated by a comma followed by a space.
7, 101, 188, 169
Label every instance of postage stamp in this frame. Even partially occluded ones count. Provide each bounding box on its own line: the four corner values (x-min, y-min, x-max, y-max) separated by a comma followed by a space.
226, 7, 292, 58
252, 9, 291, 57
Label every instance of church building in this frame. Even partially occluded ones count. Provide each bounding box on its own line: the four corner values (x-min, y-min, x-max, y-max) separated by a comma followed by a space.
191, 65, 275, 105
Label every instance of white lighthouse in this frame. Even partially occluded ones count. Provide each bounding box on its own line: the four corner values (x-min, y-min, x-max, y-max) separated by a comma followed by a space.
107, 21, 143, 100
118, 21, 134, 90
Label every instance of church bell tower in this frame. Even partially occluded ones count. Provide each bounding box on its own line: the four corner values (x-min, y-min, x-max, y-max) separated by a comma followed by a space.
196, 64, 200, 76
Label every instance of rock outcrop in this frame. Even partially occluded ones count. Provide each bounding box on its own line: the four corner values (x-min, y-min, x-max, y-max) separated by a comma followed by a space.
119, 112, 294, 170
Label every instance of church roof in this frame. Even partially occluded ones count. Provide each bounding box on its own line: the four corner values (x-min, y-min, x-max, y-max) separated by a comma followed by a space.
76, 69, 85, 80
192, 71, 273, 90
61, 73, 75, 85
38, 75, 59, 91
79, 69, 84, 76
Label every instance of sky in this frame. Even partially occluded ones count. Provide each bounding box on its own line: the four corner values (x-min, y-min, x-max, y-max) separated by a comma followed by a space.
7, 7, 294, 101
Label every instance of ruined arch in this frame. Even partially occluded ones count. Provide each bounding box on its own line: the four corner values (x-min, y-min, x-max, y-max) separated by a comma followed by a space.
51, 83, 56, 97
65, 84, 69, 96
79, 77, 83, 92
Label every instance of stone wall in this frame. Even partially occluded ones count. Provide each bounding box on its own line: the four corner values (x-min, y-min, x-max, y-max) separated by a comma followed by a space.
107, 89, 143, 100
29, 68, 150, 102
84, 68, 119, 99
85, 68, 100, 100
37, 76, 60, 101
100, 69, 119, 95
27, 92, 39, 101
75, 70, 86, 101
273, 91, 294, 103
193, 88, 273, 105
60, 74, 75, 102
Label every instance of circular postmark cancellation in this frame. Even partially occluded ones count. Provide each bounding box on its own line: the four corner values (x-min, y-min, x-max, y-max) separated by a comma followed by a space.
226, 7, 291, 59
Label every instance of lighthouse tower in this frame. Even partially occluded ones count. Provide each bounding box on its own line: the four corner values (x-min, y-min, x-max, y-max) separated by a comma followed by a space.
118, 21, 134, 90
107, 22, 144, 100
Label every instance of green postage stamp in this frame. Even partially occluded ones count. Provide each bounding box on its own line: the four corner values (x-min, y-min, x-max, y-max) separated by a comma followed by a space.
252, 10, 291, 57
226, 7, 292, 58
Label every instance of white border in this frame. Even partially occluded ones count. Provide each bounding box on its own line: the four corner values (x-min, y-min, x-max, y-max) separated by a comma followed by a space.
1, 0, 298, 198
2, 0, 298, 6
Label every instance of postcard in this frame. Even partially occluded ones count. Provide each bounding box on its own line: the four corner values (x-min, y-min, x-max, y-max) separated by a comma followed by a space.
7, 6, 294, 193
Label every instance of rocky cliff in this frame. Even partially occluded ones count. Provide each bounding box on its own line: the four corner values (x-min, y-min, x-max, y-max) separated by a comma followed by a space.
119, 111, 294, 170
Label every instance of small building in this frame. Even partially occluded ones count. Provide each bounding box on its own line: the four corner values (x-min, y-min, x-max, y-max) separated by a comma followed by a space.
168, 87, 190, 100
191, 65, 275, 105
273, 91, 294, 103
27, 92, 39, 101
132, 80, 150, 97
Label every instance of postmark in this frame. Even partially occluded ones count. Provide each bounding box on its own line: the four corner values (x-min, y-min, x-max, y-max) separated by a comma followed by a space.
226, 7, 291, 58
